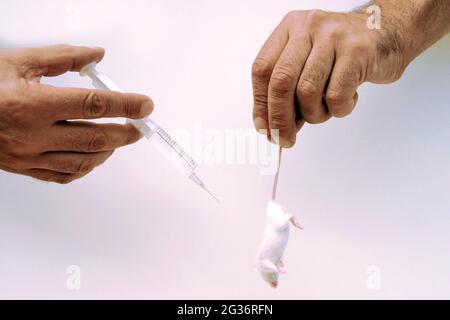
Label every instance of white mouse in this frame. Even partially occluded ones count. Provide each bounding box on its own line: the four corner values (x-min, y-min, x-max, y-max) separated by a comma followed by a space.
255, 201, 302, 288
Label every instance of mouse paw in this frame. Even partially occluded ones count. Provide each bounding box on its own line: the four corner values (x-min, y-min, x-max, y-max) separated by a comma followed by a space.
276, 260, 286, 274
290, 216, 303, 229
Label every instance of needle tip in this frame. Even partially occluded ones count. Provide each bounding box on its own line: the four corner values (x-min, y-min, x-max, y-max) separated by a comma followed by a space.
204, 187, 221, 204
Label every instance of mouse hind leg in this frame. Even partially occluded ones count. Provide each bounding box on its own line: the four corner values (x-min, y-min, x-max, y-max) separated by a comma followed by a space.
259, 259, 278, 273
259, 259, 287, 274
290, 215, 303, 229
276, 260, 286, 273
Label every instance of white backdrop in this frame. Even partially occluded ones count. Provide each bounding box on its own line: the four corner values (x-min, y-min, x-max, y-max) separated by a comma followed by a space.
0, 0, 449, 299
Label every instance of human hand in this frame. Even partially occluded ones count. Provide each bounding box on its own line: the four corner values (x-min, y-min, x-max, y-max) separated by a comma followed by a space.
0, 45, 153, 183
252, 9, 408, 147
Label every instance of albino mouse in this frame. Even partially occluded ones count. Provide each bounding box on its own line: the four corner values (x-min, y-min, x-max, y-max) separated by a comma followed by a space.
255, 201, 302, 288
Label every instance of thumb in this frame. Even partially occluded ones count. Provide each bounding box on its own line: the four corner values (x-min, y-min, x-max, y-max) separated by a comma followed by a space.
17, 44, 105, 79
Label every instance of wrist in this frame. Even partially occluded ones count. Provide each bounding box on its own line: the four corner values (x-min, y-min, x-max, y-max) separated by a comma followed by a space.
369, 0, 450, 64
375, 12, 412, 76
354, 1, 421, 82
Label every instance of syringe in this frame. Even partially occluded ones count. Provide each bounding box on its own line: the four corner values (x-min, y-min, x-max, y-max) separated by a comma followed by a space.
80, 63, 220, 203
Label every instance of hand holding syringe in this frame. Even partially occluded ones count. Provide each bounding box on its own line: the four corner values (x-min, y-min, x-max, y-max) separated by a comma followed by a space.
80, 63, 220, 203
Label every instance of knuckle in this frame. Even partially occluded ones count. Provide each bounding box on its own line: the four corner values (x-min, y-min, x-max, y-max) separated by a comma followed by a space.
308, 9, 323, 19
304, 9, 325, 27
326, 91, 351, 117
88, 128, 108, 152
122, 98, 134, 119
48, 157, 72, 173
75, 159, 92, 173
325, 23, 344, 39
270, 70, 295, 98
15, 51, 40, 75
270, 111, 291, 131
253, 93, 268, 107
252, 58, 273, 81
284, 10, 300, 22
325, 90, 346, 108
83, 91, 111, 119
297, 79, 319, 102
57, 158, 93, 173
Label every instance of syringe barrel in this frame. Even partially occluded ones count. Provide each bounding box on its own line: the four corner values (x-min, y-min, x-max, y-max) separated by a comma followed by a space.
127, 118, 198, 176
81, 63, 198, 178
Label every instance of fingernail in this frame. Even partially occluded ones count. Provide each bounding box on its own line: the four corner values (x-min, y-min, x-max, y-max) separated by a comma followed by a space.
91, 47, 105, 62
140, 100, 154, 117
279, 136, 295, 148
254, 117, 268, 131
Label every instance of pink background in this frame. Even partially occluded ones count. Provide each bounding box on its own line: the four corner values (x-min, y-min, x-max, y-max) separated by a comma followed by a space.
0, 0, 449, 299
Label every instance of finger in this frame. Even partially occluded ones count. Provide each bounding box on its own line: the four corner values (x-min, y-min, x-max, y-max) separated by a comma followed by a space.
325, 56, 360, 118
297, 41, 334, 124
296, 118, 306, 132
26, 168, 91, 184
32, 85, 153, 121
268, 36, 312, 147
18, 44, 105, 78
44, 121, 143, 153
34, 150, 113, 174
252, 21, 289, 134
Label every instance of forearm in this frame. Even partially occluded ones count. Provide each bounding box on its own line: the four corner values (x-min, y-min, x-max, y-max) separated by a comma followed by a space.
370, 0, 450, 65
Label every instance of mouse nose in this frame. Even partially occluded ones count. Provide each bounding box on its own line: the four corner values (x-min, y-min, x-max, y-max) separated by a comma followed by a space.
271, 281, 278, 288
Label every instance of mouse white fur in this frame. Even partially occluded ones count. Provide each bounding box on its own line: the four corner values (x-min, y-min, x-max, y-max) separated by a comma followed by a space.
255, 201, 302, 288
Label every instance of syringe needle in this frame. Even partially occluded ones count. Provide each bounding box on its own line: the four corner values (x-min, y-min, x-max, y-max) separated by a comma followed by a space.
203, 186, 221, 204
